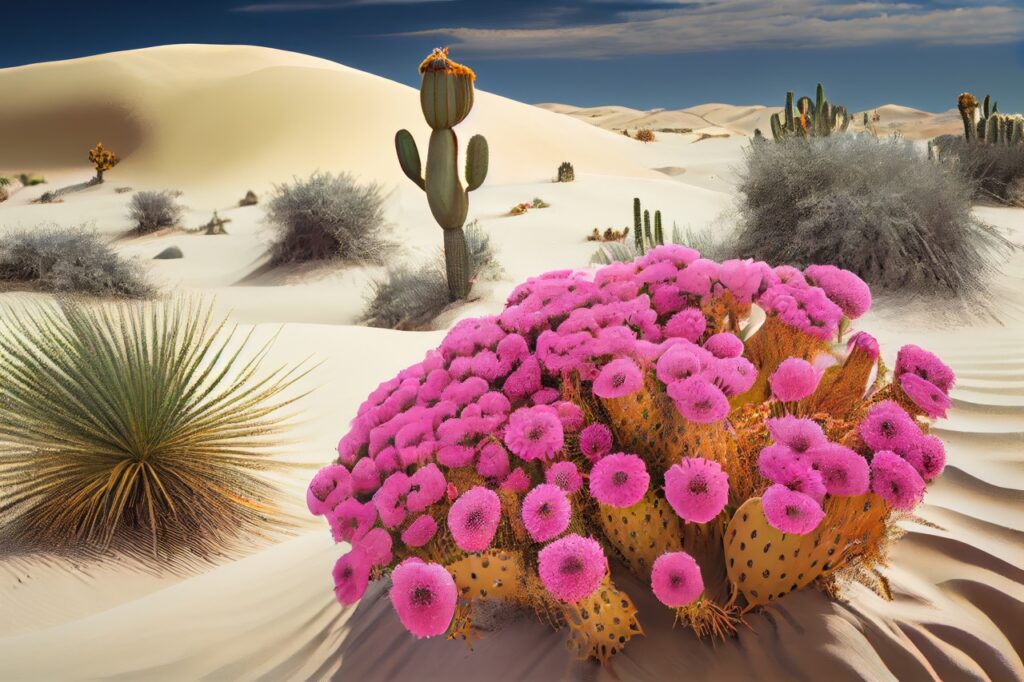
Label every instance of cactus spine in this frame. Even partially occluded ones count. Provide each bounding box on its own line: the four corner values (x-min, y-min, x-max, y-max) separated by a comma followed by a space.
395, 49, 488, 300
769, 83, 849, 142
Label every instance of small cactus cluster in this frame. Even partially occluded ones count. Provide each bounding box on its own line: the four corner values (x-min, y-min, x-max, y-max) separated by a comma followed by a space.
557, 162, 575, 183
634, 129, 656, 143
958, 93, 1024, 146
769, 84, 850, 142
396, 49, 489, 300
587, 227, 629, 243
88, 143, 119, 183
632, 198, 664, 255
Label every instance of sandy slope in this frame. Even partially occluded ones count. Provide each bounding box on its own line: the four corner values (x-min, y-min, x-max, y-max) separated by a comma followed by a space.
1, 45, 1022, 681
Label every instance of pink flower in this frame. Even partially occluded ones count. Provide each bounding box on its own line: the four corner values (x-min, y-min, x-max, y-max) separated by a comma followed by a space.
589, 453, 650, 507
664, 308, 707, 342
899, 374, 952, 419
656, 346, 701, 385
389, 558, 458, 638
592, 358, 644, 399
358, 527, 393, 566
546, 460, 583, 493
804, 264, 872, 319
758, 443, 805, 484
406, 464, 446, 513
329, 499, 377, 543
504, 406, 565, 461
847, 331, 880, 359
664, 457, 729, 523
373, 472, 412, 528
351, 458, 381, 496
704, 356, 757, 397
401, 515, 439, 547
704, 332, 744, 359
770, 358, 823, 402
860, 401, 920, 454
902, 434, 946, 481
650, 551, 704, 607
522, 484, 572, 542
476, 441, 511, 481
811, 443, 869, 496
447, 486, 502, 553
579, 423, 613, 462
718, 258, 763, 303
667, 376, 730, 423
554, 401, 585, 433
761, 484, 824, 535
766, 416, 827, 455
503, 356, 542, 401
870, 450, 926, 511
501, 468, 532, 494
333, 548, 371, 605
895, 345, 955, 393
537, 534, 607, 603
307, 464, 353, 516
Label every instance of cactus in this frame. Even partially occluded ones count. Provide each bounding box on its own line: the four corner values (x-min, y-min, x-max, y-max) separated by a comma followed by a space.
769, 84, 849, 142
633, 197, 644, 255
959, 93, 1024, 147
557, 161, 575, 183
654, 210, 663, 245
635, 128, 656, 143
643, 210, 653, 246
395, 48, 488, 300
88, 143, 119, 183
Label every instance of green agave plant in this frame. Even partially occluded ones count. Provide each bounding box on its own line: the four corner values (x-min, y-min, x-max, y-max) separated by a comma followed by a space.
0, 297, 312, 567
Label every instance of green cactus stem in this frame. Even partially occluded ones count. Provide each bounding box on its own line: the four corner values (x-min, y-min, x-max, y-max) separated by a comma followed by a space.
395, 48, 486, 301
654, 210, 663, 246
643, 210, 653, 247
633, 197, 644, 255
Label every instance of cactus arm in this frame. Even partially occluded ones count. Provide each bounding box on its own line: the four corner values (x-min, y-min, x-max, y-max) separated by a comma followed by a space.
395, 129, 425, 190
654, 210, 663, 246
465, 134, 489, 191
425, 129, 468, 230
983, 95, 990, 119
643, 210, 652, 248
770, 113, 785, 141
784, 92, 794, 132
633, 198, 644, 255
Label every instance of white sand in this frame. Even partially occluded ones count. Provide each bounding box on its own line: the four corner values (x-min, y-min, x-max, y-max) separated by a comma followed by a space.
1, 45, 1022, 681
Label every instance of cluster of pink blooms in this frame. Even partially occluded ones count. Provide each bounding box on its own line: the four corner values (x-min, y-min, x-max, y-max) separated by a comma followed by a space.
308, 245, 954, 642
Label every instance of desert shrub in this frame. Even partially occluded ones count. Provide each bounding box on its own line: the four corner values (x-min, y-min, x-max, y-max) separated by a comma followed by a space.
266, 172, 389, 265
363, 221, 498, 330
0, 226, 151, 298
732, 134, 1010, 297
129, 191, 184, 234
932, 135, 1024, 206
556, 162, 574, 182
0, 297, 308, 565
313, 251, 955, 663
18, 173, 45, 186
635, 128, 656, 142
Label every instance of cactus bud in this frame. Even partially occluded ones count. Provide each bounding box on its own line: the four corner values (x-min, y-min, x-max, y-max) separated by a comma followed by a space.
419, 48, 476, 130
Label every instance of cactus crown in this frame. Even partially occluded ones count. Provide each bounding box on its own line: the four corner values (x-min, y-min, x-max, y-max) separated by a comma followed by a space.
418, 48, 476, 80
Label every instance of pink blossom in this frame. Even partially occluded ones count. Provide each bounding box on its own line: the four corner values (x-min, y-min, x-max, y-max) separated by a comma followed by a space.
667, 376, 730, 423
401, 515, 439, 547
664, 308, 707, 342
500, 467, 531, 494
358, 527, 393, 566
333, 549, 371, 605
447, 486, 501, 553
870, 450, 926, 511
902, 434, 946, 481
589, 453, 650, 508
704, 332, 744, 359
895, 345, 955, 393
899, 374, 952, 419
406, 464, 447, 513
761, 484, 824, 535
307, 464, 353, 516
389, 558, 457, 638
656, 345, 701, 385
546, 461, 583, 493
537, 534, 607, 603
475, 441, 511, 481
860, 401, 921, 454
522, 484, 572, 542
351, 458, 381, 496
651, 551, 704, 607
766, 416, 827, 455
504, 406, 565, 461
811, 443, 870, 497
770, 358, 824, 402
804, 264, 872, 319
664, 457, 729, 523
579, 423, 613, 462
330, 499, 377, 543
592, 358, 644, 399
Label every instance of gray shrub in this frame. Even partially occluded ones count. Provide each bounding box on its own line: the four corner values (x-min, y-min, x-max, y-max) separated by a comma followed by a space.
129, 191, 184, 234
266, 172, 389, 265
731, 135, 1011, 297
0, 226, 152, 298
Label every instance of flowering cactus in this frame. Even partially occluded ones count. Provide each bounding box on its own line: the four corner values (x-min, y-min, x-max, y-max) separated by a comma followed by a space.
88, 142, 119, 183
310, 246, 953, 663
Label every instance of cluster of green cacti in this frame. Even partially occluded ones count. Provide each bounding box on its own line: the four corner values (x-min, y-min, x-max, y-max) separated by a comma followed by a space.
395, 48, 489, 300
557, 161, 574, 183
632, 197, 664, 255
958, 93, 1024, 146
769, 83, 850, 142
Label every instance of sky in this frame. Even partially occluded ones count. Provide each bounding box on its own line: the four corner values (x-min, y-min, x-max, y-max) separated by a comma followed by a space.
3, 0, 1023, 112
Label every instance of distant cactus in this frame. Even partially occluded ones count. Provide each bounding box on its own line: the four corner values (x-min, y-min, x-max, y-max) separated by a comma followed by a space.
633, 197, 644, 255
769, 84, 849, 142
632, 198, 665, 253
643, 210, 653, 246
395, 48, 487, 300
88, 143, 119, 183
958, 92, 1023, 147
634, 129, 655, 143
654, 210, 663, 245
557, 161, 575, 182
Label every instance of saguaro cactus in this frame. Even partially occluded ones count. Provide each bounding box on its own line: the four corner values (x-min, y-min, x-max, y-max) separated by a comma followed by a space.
633, 197, 644, 255
395, 49, 488, 300
88, 143, 119, 183
958, 92, 1023, 147
769, 84, 849, 142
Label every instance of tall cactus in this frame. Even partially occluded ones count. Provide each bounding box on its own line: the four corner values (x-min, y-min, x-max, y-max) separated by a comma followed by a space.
631, 199, 665, 253
769, 83, 849, 142
654, 210, 663, 245
958, 92, 1023, 147
395, 48, 488, 300
633, 197, 644, 255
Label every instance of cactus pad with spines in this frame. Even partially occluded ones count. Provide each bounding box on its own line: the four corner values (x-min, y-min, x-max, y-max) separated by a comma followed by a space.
598, 492, 682, 578
559, 576, 643, 665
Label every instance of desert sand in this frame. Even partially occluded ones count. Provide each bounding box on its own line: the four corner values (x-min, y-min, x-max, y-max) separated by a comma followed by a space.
0, 45, 1022, 681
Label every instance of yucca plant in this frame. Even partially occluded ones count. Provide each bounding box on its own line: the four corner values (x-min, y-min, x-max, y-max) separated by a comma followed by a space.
0, 297, 311, 567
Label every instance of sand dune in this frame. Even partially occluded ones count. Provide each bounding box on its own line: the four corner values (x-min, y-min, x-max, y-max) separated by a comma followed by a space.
1, 45, 1022, 681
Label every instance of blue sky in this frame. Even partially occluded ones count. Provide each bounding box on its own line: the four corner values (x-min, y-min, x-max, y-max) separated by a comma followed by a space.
3, 0, 1023, 112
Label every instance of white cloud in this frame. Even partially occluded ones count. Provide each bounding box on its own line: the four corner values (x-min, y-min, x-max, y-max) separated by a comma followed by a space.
400, 0, 1024, 57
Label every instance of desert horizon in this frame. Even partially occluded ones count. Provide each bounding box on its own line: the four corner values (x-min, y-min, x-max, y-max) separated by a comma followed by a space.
1, 23, 1022, 682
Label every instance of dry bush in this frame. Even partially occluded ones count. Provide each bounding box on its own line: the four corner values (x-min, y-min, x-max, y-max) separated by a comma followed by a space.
129, 191, 184, 234
932, 135, 1024, 206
